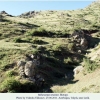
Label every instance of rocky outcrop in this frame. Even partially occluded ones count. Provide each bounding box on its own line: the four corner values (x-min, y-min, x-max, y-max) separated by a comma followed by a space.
17, 60, 26, 78
17, 54, 44, 87
19, 11, 40, 18
72, 30, 89, 50
73, 66, 84, 75
0, 11, 14, 17
80, 38, 88, 49
0, 11, 8, 15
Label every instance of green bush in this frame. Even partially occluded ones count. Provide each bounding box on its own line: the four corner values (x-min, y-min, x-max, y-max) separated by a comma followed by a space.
67, 43, 75, 51
64, 57, 72, 64
13, 37, 31, 43
13, 37, 23, 43
0, 78, 22, 93
33, 38, 46, 44
52, 44, 63, 51
0, 33, 2, 36
83, 58, 98, 72
0, 54, 6, 59
31, 49, 39, 55
6, 70, 16, 77
26, 28, 48, 36
26, 28, 55, 37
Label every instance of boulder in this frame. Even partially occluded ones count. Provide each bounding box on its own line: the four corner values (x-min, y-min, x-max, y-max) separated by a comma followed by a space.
80, 38, 88, 49
73, 66, 84, 75
0, 11, 8, 14
17, 60, 26, 78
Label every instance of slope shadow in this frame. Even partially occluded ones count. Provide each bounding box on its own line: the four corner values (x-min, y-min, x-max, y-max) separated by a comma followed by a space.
18, 22, 39, 29
36, 55, 80, 93
35, 46, 86, 93
88, 36, 100, 48
37, 67, 78, 93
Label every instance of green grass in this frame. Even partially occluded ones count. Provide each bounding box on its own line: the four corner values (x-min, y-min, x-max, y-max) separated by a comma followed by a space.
0, 1, 100, 93
0, 78, 22, 93
83, 58, 98, 73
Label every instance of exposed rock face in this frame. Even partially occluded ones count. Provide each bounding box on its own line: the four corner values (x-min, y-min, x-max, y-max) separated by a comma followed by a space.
17, 54, 44, 87
0, 11, 14, 17
72, 30, 88, 50
73, 66, 84, 75
72, 30, 84, 39
80, 38, 88, 49
17, 55, 39, 78
78, 50, 81, 54
17, 60, 26, 78
0, 11, 8, 14
19, 11, 39, 18
24, 60, 38, 77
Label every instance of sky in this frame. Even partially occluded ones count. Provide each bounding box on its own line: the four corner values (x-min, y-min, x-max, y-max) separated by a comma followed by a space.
0, 0, 96, 16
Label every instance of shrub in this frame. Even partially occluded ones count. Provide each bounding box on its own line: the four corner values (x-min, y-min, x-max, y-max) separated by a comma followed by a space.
83, 58, 98, 72
26, 28, 55, 37
6, 70, 17, 77
0, 33, 2, 36
33, 38, 43, 44
0, 60, 10, 71
52, 44, 63, 51
33, 28, 48, 36
64, 57, 73, 64
1, 19, 11, 22
26, 28, 48, 36
0, 78, 22, 93
13, 37, 23, 43
67, 43, 75, 51
13, 37, 31, 43
31, 49, 39, 55
0, 54, 6, 59
33, 38, 46, 44
81, 87, 89, 92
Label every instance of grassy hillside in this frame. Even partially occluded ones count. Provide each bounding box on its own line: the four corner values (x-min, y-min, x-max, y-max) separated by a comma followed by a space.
0, 1, 100, 93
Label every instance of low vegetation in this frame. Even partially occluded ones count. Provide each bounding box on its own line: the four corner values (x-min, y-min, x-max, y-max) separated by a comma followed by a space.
0, 1, 100, 93
83, 58, 98, 73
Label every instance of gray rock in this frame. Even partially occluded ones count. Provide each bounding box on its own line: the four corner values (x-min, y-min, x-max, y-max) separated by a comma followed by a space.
73, 66, 84, 75
24, 59, 40, 77
80, 38, 88, 49
17, 60, 26, 78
